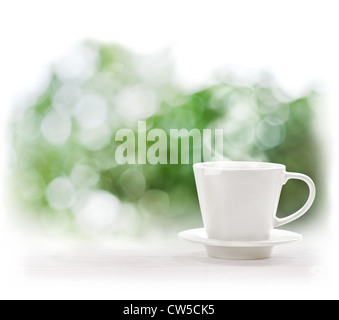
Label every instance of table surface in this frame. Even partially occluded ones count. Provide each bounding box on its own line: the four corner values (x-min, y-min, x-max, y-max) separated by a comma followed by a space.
0, 223, 337, 300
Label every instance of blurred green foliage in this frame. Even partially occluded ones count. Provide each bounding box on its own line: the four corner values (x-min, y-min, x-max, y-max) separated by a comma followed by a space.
10, 42, 324, 235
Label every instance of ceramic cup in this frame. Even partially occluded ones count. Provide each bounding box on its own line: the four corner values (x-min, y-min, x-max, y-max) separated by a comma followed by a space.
193, 161, 316, 241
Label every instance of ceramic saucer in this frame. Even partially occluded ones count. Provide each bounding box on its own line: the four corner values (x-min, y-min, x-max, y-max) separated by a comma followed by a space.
178, 228, 302, 260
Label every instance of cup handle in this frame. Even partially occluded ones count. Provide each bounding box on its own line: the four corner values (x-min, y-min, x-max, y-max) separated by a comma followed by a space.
274, 172, 316, 228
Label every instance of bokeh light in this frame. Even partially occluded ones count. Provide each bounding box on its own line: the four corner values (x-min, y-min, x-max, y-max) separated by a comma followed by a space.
41, 110, 72, 145
77, 124, 112, 151
74, 94, 108, 129
73, 190, 120, 235
46, 177, 75, 211
70, 165, 99, 189
10, 41, 324, 237
115, 85, 159, 123
256, 118, 284, 150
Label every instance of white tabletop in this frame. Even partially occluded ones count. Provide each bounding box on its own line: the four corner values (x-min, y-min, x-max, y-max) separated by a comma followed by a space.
1, 222, 335, 300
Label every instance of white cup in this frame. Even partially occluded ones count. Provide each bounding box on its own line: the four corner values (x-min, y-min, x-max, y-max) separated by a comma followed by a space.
193, 161, 316, 241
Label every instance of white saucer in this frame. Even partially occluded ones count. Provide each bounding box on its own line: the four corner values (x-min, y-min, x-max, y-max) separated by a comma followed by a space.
178, 228, 302, 260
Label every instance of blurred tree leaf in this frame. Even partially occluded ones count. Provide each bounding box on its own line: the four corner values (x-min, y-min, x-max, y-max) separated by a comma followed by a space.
10, 42, 324, 234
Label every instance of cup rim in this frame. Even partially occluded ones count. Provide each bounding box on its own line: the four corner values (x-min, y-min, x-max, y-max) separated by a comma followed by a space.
193, 161, 286, 171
